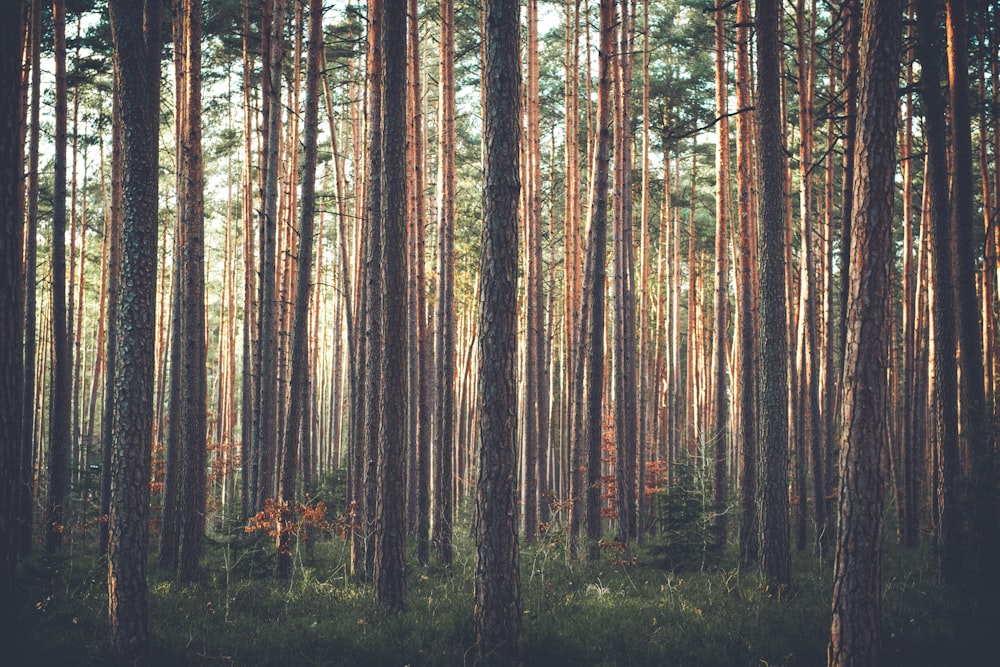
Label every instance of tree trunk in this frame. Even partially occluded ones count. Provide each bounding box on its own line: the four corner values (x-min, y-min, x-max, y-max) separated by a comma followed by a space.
828, 0, 902, 661
735, 0, 758, 569
375, 0, 408, 612
19, 0, 41, 559
946, 0, 999, 621
256, 0, 286, 513
107, 0, 161, 659
711, 0, 731, 549
434, 0, 457, 567
475, 0, 522, 657
0, 0, 26, 615
176, 0, 207, 584
916, 0, 963, 588
46, 0, 72, 556
756, 0, 791, 588
613, 0, 638, 548
277, 0, 322, 582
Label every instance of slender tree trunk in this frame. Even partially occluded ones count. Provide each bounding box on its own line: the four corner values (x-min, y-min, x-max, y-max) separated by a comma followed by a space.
176, 0, 208, 584
277, 0, 322, 582
735, 0, 758, 569
19, 0, 41, 559
0, 0, 26, 616
575, 0, 613, 562
711, 0, 731, 549
613, 0, 638, 548
240, 0, 257, 522
434, 0, 457, 567
256, 0, 286, 512
916, 0, 962, 587
46, 0, 71, 555
946, 0, 999, 622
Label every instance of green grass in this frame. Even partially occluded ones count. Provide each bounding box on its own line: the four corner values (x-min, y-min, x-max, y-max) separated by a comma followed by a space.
10, 523, 978, 666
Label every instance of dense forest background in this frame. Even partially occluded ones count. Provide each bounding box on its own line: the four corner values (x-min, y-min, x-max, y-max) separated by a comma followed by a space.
0, 0, 998, 664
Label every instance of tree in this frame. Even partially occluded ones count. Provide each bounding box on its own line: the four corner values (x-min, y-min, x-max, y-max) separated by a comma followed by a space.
176, 0, 208, 584
613, 0, 638, 547
107, 0, 162, 659
357, 0, 383, 581
916, 0, 962, 587
434, 0, 457, 567
710, 0, 730, 549
734, 0, 758, 569
374, 0, 408, 612
569, 0, 613, 563
46, 0, 72, 556
828, 0, 902, 661
475, 0, 522, 658
946, 0, 999, 621
255, 0, 286, 513
755, 0, 791, 588
277, 0, 323, 582
0, 0, 26, 619
19, 0, 42, 560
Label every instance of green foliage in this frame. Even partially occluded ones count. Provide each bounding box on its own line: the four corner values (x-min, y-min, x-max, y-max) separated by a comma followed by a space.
647, 461, 720, 570
11, 519, 980, 666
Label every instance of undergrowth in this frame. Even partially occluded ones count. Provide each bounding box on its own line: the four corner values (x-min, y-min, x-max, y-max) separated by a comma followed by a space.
10, 505, 976, 666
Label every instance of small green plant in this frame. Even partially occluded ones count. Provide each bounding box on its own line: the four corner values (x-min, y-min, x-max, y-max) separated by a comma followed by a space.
647, 460, 719, 570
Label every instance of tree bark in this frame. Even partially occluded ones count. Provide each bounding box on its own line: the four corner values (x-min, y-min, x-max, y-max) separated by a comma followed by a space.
711, 0, 731, 549
19, 0, 41, 559
0, 0, 26, 617
375, 0, 408, 612
916, 0, 962, 588
475, 0, 522, 657
756, 0, 791, 588
735, 0, 758, 570
176, 0, 208, 584
277, 0, 322, 582
828, 0, 902, 661
434, 0, 457, 567
107, 0, 161, 659
613, 0, 638, 547
46, 0, 72, 556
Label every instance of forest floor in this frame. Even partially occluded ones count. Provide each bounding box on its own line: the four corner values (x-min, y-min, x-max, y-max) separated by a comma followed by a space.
9, 512, 982, 666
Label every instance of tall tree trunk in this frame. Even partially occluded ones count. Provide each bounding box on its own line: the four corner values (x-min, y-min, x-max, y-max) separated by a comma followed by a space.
613, 0, 638, 548
756, 0, 791, 588
240, 0, 257, 522
0, 0, 26, 616
711, 0, 731, 549
405, 0, 432, 569
256, 0, 286, 512
434, 0, 456, 567
19, 0, 41, 559
358, 0, 384, 583
735, 0, 759, 569
916, 0, 962, 587
581, 0, 613, 561
46, 0, 71, 555
277, 0, 322, 582
838, 0, 859, 373
522, 0, 542, 547
107, 0, 161, 659
947, 0, 999, 621
475, 0, 522, 657
375, 0, 408, 612
828, 0, 902, 661
176, 0, 208, 584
